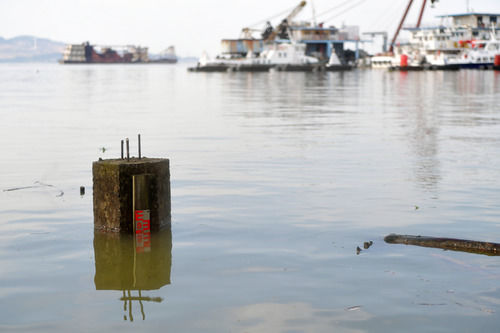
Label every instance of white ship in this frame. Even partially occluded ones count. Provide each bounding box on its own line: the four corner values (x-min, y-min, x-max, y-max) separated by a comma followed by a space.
369, 0, 500, 70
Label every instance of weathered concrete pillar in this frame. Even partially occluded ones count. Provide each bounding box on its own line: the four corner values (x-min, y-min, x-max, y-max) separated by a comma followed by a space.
92, 157, 171, 233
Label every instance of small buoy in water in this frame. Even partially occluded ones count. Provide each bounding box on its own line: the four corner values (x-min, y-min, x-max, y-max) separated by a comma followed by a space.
80, 186, 85, 196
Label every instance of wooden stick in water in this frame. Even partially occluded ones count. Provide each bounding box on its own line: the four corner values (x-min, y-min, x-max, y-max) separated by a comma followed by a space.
384, 234, 500, 256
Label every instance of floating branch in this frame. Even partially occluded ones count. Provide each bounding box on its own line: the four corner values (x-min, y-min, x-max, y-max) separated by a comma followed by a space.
384, 234, 500, 256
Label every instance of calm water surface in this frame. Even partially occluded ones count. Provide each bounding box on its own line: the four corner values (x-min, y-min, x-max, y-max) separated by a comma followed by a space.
1, 63, 500, 332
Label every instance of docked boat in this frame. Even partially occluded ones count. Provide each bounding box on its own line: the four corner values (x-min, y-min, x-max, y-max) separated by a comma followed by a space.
189, 42, 318, 72
402, 13, 500, 70
447, 34, 500, 69
369, 1, 500, 71
189, 1, 358, 72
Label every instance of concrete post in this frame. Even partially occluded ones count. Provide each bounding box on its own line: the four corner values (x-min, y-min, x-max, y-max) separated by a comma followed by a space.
92, 158, 170, 233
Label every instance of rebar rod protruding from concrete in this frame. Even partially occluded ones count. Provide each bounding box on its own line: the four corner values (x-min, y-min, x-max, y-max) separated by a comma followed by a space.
121, 140, 124, 159
126, 138, 130, 161
138, 134, 141, 159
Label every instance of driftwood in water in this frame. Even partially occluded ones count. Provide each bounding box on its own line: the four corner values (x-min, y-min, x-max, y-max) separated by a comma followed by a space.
384, 234, 500, 256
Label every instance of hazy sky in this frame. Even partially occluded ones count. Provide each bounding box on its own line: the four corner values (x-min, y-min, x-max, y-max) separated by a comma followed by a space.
0, 0, 498, 56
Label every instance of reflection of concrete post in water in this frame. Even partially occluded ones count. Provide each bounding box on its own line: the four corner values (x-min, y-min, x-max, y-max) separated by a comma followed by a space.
92, 137, 170, 233
93, 228, 172, 321
94, 229, 171, 290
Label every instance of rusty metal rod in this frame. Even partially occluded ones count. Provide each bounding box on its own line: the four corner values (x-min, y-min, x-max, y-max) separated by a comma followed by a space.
119, 296, 163, 303
138, 134, 141, 159
126, 138, 130, 161
385, 234, 500, 256
121, 140, 124, 159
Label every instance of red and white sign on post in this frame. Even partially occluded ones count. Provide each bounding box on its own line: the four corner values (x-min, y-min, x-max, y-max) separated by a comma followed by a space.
135, 209, 151, 253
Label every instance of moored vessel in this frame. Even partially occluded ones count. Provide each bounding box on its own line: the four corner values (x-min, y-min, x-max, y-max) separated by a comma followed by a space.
189, 1, 358, 72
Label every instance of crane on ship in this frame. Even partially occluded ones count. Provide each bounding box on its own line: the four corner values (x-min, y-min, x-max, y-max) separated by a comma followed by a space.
239, 1, 307, 41
389, 0, 439, 53
262, 1, 307, 42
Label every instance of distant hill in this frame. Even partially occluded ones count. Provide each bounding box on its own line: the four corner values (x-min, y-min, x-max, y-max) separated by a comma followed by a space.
0, 36, 65, 62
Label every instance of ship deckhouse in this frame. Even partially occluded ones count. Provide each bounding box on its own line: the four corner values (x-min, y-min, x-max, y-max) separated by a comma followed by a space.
404, 13, 500, 54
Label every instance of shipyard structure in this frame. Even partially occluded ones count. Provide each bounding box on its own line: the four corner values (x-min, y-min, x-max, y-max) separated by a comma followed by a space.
220, 23, 360, 63
190, 1, 362, 72
60, 42, 177, 64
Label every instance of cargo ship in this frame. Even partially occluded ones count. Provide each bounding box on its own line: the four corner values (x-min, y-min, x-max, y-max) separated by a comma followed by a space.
60, 42, 148, 64
60, 42, 178, 64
